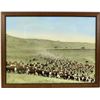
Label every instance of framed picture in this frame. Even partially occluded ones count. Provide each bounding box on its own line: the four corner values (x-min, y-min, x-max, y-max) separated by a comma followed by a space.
1, 12, 100, 88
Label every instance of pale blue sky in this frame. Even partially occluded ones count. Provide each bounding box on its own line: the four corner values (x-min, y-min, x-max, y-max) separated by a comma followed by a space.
6, 17, 96, 43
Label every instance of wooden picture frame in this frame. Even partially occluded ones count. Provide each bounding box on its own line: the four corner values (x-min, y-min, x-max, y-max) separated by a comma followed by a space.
1, 12, 100, 88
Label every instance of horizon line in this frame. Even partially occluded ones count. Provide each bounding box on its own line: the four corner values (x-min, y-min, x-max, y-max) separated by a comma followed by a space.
7, 34, 95, 44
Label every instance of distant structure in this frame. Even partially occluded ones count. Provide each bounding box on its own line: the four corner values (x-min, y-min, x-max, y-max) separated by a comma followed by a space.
54, 46, 58, 49
81, 46, 85, 50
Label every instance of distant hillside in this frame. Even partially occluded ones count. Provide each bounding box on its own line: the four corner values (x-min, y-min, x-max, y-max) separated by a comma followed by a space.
7, 35, 95, 50
6, 35, 95, 63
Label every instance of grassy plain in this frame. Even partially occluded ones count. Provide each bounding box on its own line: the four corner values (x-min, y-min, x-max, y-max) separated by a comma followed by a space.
7, 73, 84, 83
6, 35, 95, 83
7, 35, 95, 64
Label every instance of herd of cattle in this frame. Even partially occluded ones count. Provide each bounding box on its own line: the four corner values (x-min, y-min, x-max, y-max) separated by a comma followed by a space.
6, 55, 95, 83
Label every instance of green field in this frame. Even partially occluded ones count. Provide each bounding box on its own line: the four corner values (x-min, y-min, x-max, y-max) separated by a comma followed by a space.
6, 73, 85, 83
7, 35, 95, 64
6, 35, 95, 83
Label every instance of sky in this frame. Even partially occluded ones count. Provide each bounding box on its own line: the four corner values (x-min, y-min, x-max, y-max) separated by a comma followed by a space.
6, 16, 96, 43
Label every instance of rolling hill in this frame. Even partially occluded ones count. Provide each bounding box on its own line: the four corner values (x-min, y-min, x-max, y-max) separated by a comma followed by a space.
6, 35, 95, 63
7, 35, 95, 50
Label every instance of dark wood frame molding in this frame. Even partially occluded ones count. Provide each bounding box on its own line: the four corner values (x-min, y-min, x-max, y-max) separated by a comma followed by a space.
1, 12, 100, 88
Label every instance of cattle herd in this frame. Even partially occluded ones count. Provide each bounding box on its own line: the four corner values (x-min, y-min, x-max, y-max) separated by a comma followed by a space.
6, 55, 95, 83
